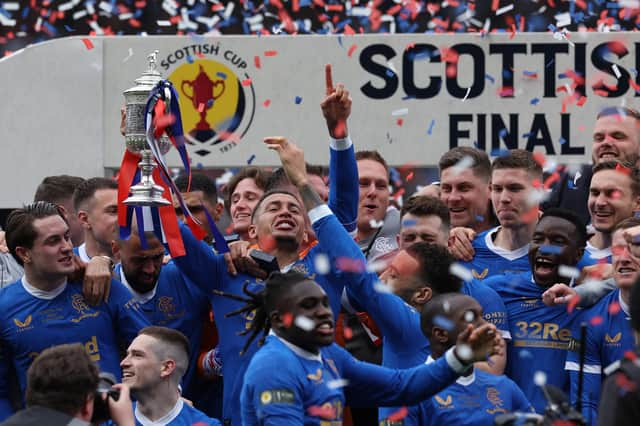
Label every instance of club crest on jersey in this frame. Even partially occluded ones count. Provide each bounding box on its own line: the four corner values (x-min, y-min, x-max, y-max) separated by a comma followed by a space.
472, 268, 489, 279
485, 387, 508, 414
70, 294, 100, 323
13, 315, 33, 331
435, 394, 453, 408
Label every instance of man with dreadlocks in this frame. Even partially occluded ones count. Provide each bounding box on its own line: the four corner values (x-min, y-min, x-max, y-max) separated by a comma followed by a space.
236, 270, 501, 425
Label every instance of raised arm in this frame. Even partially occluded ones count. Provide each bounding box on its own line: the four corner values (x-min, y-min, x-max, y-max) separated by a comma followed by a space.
172, 222, 226, 294
322, 64, 358, 233
342, 323, 502, 407
265, 136, 419, 341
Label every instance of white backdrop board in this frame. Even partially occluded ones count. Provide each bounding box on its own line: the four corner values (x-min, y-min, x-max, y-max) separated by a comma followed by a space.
1, 32, 640, 207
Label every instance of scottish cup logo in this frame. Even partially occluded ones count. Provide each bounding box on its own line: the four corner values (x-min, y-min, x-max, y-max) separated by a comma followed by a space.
168, 53, 255, 156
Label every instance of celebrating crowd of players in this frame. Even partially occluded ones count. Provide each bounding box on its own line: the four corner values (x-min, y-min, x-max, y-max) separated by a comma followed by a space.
1, 67, 640, 426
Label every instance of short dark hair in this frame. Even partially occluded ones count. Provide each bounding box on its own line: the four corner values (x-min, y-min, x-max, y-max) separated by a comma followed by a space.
491, 149, 542, 179
72, 177, 118, 212
401, 196, 451, 230
33, 175, 85, 205
139, 326, 190, 380
306, 164, 326, 178
251, 189, 301, 223
355, 150, 389, 175
223, 167, 272, 214
539, 208, 588, 249
592, 161, 640, 197
613, 217, 640, 233
405, 242, 462, 294
175, 172, 218, 204
25, 343, 99, 416
439, 147, 491, 181
264, 168, 292, 192
420, 293, 470, 339
6, 202, 68, 266
139, 326, 190, 360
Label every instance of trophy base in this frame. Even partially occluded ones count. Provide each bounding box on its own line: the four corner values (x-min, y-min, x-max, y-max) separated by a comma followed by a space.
124, 184, 171, 207
189, 127, 217, 143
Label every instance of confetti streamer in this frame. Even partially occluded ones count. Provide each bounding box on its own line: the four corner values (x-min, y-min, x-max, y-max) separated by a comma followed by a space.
81, 38, 94, 49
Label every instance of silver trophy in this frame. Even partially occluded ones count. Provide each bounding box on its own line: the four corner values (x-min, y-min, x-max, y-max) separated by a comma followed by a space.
122, 50, 172, 207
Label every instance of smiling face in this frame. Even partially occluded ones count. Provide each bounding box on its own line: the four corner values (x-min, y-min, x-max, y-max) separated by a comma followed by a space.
592, 113, 640, 165
357, 159, 390, 234
120, 334, 163, 394
491, 168, 537, 229
588, 169, 640, 234
20, 215, 75, 281
274, 280, 335, 352
612, 228, 640, 290
230, 178, 264, 237
528, 216, 583, 287
249, 192, 306, 248
440, 167, 491, 228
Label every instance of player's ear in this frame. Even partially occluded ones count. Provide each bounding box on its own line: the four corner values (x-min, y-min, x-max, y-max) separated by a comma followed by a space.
412, 286, 432, 307
248, 224, 258, 240
270, 310, 283, 329
214, 202, 224, 221
77, 210, 90, 228
14, 246, 30, 264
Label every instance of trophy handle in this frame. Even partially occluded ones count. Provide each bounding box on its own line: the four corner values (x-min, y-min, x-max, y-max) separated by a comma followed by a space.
213, 80, 226, 100
181, 80, 195, 103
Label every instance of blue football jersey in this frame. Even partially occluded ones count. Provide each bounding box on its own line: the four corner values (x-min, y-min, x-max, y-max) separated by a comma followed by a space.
0, 279, 149, 419
134, 400, 221, 426
417, 364, 533, 426
576, 242, 612, 270
565, 288, 635, 426
486, 272, 579, 413
241, 335, 461, 426
459, 227, 530, 281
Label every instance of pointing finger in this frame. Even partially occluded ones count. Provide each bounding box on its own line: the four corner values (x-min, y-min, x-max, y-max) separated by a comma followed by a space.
325, 64, 334, 96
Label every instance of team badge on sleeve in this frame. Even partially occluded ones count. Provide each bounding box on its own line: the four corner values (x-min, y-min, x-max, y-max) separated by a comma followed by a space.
260, 389, 295, 405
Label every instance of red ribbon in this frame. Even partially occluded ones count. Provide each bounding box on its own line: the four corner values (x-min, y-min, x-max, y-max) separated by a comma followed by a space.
117, 150, 141, 228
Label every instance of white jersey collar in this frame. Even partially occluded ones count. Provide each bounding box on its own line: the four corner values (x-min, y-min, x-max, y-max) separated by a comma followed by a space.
134, 398, 183, 426
485, 226, 530, 261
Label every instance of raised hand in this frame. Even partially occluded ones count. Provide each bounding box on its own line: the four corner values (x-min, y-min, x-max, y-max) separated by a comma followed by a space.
264, 137, 308, 188
320, 64, 352, 139
455, 323, 501, 364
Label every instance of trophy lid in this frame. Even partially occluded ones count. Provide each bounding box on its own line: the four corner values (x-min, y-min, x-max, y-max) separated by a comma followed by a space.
123, 50, 163, 95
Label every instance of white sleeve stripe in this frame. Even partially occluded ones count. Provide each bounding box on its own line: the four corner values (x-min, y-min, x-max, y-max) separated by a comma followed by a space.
329, 135, 353, 151
308, 205, 333, 225
565, 361, 601, 374
500, 330, 511, 340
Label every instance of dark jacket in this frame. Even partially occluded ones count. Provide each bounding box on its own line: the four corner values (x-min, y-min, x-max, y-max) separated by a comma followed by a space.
597, 352, 640, 426
0, 406, 89, 426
